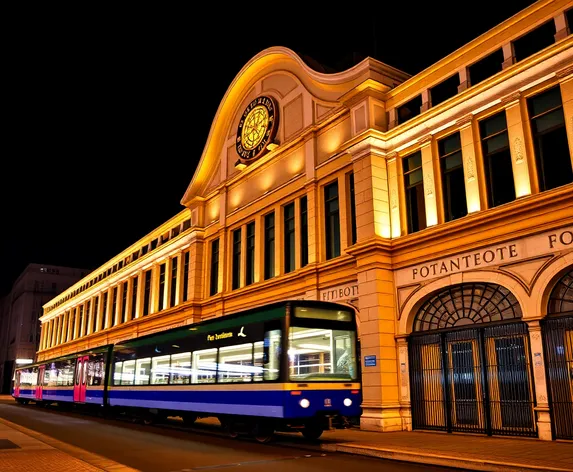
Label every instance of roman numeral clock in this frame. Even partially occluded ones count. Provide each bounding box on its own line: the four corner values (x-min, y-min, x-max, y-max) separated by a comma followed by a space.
235, 95, 279, 165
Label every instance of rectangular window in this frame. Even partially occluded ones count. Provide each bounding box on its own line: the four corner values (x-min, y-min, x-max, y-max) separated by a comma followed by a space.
232, 228, 242, 290
143, 270, 151, 316
528, 86, 573, 191
121, 360, 135, 385
403, 151, 427, 233
479, 111, 516, 207
300, 196, 308, 267
131, 276, 138, 319
324, 180, 341, 259
158, 263, 166, 311
438, 132, 467, 222
264, 212, 275, 280
151, 355, 170, 384
182, 251, 190, 302
513, 20, 556, 63
170, 257, 178, 307
246, 223, 255, 285
121, 281, 127, 323
468, 49, 503, 87
209, 239, 219, 296
284, 203, 295, 273
348, 173, 357, 244
171, 352, 191, 384
135, 358, 151, 385
111, 287, 118, 326
192, 348, 217, 384
217, 343, 254, 383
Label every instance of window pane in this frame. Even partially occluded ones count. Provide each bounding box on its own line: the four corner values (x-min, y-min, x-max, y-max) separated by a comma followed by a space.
404, 151, 422, 171
254, 341, 264, 382
532, 109, 564, 134
480, 112, 507, 138
192, 348, 217, 384
264, 329, 281, 381
294, 306, 352, 321
288, 327, 357, 381
443, 151, 462, 170
113, 362, 122, 386
484, 133, 509, 155
407, 168, 423, 186
217, 343, 254, 383
170, 352, 191, 384
528, 86, 562, 117
121, 360, 135, 385
135, 357, 151, 385
151, 355, 170, 385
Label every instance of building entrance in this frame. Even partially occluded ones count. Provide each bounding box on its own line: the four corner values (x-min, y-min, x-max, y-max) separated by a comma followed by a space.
409, 283, 536, 437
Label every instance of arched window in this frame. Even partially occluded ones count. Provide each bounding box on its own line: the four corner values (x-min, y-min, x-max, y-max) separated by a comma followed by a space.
548, 268, 573, 315
414, 282, 522, 332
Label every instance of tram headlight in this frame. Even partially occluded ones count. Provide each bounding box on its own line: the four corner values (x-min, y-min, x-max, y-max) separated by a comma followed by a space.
299, 398, 310, 408
343, 398, 352, 407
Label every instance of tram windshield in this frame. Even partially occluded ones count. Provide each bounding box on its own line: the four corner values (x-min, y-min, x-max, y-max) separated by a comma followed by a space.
288, 306, 358, 381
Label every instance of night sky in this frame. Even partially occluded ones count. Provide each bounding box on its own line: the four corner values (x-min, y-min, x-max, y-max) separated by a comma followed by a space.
2, 2, 539, 296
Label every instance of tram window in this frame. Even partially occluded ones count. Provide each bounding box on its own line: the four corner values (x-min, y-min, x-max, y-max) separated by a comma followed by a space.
263, 329, 281, 381
44, 366, 52, 386
88, 357, 104, 386
288, 327, 357, 381
135, 357, 151, 385
192, 348, 217, 384
151, 355, 170, 385
170, 353, 191, 384
217, 343, 254, 383
122, 360, 135, 385
253, 341, 264, 382
113, 362, 123, 385
294, 307, 352, 322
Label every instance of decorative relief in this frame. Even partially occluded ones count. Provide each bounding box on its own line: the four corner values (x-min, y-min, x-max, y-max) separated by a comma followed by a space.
539, 395, 547, 403
466, 154, 475, 181
556, 65, 573, 78
399, 346, 407, 357
532, 332, 540, 341
513, 137, 524, 163
501, 91, 521, 104
424, 173, 433, 197
391, 188, 398, 210
417, 134, 432, 145
455, 114, 473, 127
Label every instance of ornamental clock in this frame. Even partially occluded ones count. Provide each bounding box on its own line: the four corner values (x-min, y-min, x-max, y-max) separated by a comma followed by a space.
235, 95, 278, 163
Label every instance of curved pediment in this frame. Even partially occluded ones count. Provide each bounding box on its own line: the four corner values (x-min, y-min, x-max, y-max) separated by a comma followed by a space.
181, 46, 408, 207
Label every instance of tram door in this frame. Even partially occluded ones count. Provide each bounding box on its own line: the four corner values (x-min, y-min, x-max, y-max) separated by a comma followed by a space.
14, 371, 20, 397
35, 365, 45, 401
73, 356, 89, 402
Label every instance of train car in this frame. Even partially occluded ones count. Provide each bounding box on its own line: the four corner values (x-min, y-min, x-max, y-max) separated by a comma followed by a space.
13, 300, 361, 442
12, 346, 111, 407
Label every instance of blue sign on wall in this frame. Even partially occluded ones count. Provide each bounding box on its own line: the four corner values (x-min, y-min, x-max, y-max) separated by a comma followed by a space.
364, 355, 376, 367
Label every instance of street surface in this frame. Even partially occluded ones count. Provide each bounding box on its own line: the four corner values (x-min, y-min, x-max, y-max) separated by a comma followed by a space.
0, 398, 461, 471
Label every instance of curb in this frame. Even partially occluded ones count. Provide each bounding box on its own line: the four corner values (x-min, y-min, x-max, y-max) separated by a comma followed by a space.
0, 416, 140, 472
322, 444, 573, 472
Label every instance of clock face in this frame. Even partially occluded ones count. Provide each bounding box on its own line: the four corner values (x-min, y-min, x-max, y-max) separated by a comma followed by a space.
236, 96, 278, 162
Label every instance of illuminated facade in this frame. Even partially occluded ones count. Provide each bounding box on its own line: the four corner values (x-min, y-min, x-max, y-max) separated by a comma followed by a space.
38, 0, 573, 440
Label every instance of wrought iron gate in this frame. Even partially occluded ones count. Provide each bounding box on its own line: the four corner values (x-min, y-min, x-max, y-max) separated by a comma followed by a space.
543, 315, 573, 440
410, 322, 537, 437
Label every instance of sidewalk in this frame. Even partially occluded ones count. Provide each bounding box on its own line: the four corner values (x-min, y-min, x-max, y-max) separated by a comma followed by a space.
312, 426, 573, 472
0, 413, 137, 472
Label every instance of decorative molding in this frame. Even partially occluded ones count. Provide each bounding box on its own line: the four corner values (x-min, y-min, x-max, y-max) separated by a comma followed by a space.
556, 65, 573, 78
391, 188, 398, 210
417, 134, 432, 145
513, 137, 524, 164
455, 114, 473, 127
424, 173, 434, 197
465, 154, 475, 181
501, 91, 521, 105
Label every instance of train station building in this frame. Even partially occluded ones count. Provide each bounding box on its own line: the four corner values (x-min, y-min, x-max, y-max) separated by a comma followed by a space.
37, 0, 573, 441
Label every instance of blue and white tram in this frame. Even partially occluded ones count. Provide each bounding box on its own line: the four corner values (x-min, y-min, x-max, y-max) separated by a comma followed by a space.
13, 300, 361, 442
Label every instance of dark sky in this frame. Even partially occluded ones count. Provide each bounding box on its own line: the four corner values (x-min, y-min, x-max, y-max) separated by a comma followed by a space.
2, 2, 539, 296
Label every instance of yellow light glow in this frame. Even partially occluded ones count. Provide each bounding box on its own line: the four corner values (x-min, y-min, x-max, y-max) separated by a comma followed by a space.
208, 201, 220, 222
288, 152, 305, 175
229, 188, 244, 209
514, 171, 531, 198
426, 204, 438, 227
260, 170, 275, 192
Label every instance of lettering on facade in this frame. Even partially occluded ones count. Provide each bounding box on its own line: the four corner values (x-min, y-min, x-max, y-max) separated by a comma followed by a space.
395, 226, 573, 286
320, 284, 359, 302
412, 244, 518, 281
207, 331, 233, 342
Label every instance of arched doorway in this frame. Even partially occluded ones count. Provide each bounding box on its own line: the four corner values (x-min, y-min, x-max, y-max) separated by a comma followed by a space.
409, 282, 537, 437
542, 267, 573, 440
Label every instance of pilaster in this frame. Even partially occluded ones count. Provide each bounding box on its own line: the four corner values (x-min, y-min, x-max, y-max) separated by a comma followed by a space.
305, 181, 319, 264
558, 71, 573, 170
420, 137, 438, 227
526, 320, 552, 441
457, 115, 481, 213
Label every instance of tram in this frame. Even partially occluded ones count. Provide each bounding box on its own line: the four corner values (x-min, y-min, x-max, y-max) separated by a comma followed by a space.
12, 300, 362, 442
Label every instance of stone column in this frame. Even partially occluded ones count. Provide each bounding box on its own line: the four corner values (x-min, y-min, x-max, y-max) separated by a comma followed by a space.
387, 154, 401, 238
135, 272, 144, 319
66, 310, 73, 342
73, 307, 80, 340
175, 253, 184, 305
502, 92, 532, 198
420, 89, 431, 112
457, 115, 482, 213
105, 290, 113, 328
558, 70, 573, 169
164, 257, 173, 309
396, 337, 412, 431
87, 298, 95, 335
95, 295, 104, 332
554, 11, 570, 41
80, 303, 87, 338
305, 181, 319, 264
526, 320, 552, 441
502, 42, 515, 69
337, 173, 349, 252
294, 198, 302, 269
150, 265, 159, 315
125, 278, 134, 322
274, 204, 282, 277
420, 136, 438, 227
458, 67, 469, 92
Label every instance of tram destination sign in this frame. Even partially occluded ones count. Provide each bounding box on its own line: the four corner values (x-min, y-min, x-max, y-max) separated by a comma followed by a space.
396, 226, 573, 286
